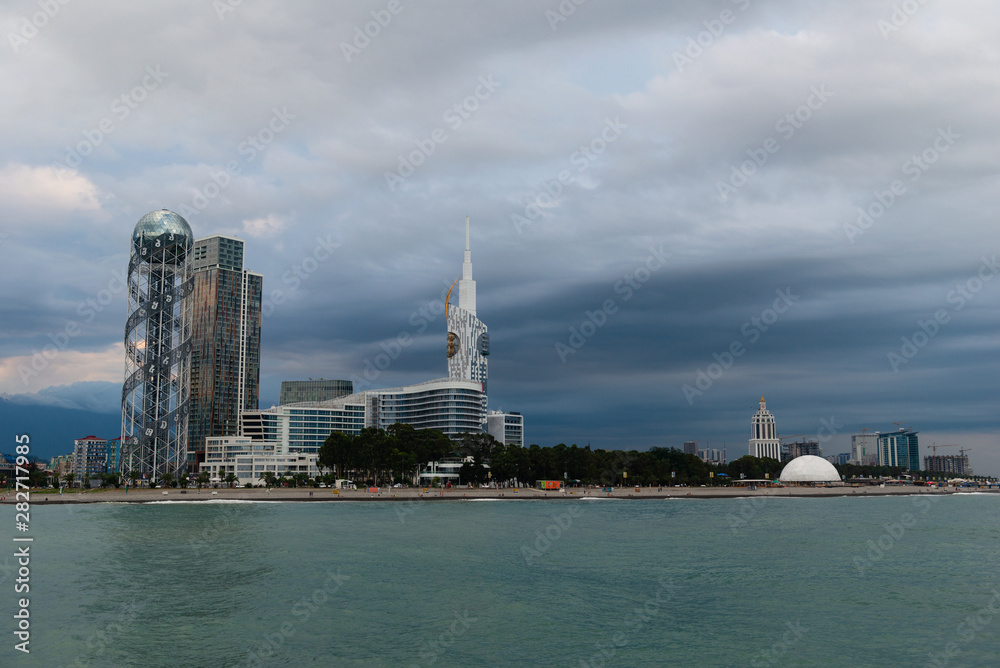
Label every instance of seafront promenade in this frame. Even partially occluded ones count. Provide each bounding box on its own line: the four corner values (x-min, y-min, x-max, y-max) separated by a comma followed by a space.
5, 484, 995, 504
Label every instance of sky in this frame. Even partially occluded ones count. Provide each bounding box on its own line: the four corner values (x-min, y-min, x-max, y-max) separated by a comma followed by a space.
1, 0, 998, 473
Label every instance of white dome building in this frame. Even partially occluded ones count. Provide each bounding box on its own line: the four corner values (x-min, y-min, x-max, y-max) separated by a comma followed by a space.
778, 455, 841, 484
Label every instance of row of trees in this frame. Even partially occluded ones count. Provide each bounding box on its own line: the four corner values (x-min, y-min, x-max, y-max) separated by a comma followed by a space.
316, 427, 786, 487
318, 424, 454, 486
7, 439, 991, 491
321, 428, 998, 487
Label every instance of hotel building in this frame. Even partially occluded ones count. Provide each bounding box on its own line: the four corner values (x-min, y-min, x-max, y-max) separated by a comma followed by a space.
73, 436, 109, 483
487, 411, 524, 447
240, 397, 368, 455
878, 428, 920, 471
201, 436, 322, 486
748, 396, 781, 460
241, 378, 486, 454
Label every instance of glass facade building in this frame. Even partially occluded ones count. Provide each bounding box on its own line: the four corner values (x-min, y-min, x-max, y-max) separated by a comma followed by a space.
241, 402, 367, 455
279, 379, 353, 405
878, 429, 920, 471
241, 379, 486, 452
187, 235, 262, 469
373, 379, 486, 435
106, 437, 121, 474
121, 210, 193, 480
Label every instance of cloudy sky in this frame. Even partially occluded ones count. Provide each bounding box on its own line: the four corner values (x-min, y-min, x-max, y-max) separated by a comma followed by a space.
2, 0, 998, 473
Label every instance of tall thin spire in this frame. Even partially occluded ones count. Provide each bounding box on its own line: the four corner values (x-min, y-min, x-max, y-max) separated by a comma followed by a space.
459, 216, 476, 315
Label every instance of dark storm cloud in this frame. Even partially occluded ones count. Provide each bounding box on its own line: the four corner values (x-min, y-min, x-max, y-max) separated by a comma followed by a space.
1, 0, 998, 470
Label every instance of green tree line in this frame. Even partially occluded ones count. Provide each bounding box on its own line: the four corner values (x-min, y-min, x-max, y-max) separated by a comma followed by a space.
319, 428, 994, 487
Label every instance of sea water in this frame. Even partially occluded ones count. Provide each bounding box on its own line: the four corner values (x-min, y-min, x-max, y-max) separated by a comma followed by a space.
4, 494, 999, 667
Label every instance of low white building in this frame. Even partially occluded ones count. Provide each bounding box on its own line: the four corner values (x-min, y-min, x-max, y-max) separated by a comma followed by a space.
486, 410, 523, 447
417, 456, 485, 485
201, 436, 323, 486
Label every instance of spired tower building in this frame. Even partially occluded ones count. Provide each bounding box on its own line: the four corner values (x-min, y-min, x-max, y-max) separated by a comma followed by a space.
749, 396, 781, 460
121, 210, 195, 480
446, 217, 489, 392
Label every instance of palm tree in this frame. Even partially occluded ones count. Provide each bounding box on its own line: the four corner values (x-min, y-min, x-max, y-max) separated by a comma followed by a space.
196, 472, 210, 489
161, 472, 175, 488
224, 473, 238, 488
126, 469, 140, 488
64, 472, 77, 489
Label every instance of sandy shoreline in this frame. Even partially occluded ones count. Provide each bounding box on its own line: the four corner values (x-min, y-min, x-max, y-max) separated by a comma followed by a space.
4, 485, 997, 504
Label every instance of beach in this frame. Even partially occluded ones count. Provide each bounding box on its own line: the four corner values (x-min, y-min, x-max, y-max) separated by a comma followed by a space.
6, 483, 995, 504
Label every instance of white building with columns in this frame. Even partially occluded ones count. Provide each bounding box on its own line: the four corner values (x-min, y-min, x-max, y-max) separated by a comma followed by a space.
749, 396, 781, 460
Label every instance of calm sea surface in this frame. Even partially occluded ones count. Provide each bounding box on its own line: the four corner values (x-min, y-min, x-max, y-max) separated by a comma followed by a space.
4, 495, 999, 667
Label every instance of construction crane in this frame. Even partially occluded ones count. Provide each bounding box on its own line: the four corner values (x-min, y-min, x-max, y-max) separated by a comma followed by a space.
960, 447, 973, 457
779, 434, 805, 441
930, 444, 959, 456
893, 421, 908, 431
